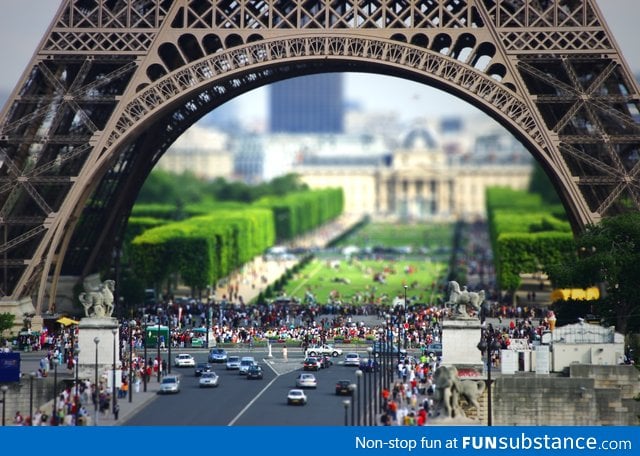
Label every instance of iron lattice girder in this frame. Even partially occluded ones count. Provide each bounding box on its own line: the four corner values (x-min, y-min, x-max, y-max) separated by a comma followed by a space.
0, 0, 637, 311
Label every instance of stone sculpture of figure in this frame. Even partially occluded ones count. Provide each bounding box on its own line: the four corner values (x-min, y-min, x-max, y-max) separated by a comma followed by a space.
445, 281, 486, 319
79, 279, 116, 318
432, 365, 486, 420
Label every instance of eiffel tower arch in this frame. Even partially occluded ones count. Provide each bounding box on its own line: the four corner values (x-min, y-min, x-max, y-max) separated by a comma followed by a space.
0, 0, 639, 321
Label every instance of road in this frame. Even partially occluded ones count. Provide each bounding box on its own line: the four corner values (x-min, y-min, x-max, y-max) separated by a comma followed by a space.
123, 349, 370, 426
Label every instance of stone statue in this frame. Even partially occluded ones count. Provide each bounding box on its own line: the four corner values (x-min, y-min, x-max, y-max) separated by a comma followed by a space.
445, 281, 487, 320
79, 279, 116, 318
432, 365, 486, 420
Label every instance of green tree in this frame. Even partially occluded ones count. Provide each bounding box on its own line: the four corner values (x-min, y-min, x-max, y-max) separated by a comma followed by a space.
0, 312, 16, 339
547, 212, 640, 334
528, 162, 561, 205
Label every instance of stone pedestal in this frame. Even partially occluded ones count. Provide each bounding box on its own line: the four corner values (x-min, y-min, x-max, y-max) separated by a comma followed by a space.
77, 317, 119, 380
442, 318, 483, 367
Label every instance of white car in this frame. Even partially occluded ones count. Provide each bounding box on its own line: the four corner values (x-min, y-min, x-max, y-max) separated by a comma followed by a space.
287, 389, 307, 405
226, 356, 241, 370
174, 353, 196, 367
295, 373, 317, 388
199, 371, 219, 388
239, 356, 256, 375
159, 375, 180, 394
305, 344, 343, 357
343, 352, 360, 366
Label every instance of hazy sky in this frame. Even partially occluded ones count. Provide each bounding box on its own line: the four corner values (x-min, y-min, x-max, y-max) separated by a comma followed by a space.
0, 0, 638, 122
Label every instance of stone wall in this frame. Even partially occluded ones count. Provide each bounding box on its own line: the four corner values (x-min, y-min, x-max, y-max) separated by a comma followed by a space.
490, 364, 640, 426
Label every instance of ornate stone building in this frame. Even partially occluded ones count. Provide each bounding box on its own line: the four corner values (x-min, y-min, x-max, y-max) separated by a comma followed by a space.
296, 127, 532, 221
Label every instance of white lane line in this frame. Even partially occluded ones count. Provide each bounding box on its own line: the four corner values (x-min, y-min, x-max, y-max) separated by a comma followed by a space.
227, 359, 282, 426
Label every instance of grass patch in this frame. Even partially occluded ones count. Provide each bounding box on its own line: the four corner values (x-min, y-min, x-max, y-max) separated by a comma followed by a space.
283, 257, 447, 305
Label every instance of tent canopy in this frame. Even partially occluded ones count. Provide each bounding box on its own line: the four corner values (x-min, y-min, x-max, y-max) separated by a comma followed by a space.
56, 317, 79, 326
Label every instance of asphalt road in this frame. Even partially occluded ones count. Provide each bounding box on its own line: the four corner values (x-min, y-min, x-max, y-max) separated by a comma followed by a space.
123, 350, 369, 426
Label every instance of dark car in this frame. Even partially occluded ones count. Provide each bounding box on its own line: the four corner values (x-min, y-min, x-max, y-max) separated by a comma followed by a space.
303, 357, 321, 371
359, 358, 379, 373
372, 341, 407, 356
247, 364, 263, 379
195, 363, 212, 377
423, 343, 443, 357
335, 380, 352, 395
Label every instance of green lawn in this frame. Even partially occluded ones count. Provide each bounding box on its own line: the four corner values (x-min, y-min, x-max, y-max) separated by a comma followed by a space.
334, 222, 453, 258
283, 257, 447, 306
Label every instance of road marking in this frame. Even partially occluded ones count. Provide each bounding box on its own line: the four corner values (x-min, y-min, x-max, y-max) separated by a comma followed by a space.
227, 373, 281, 426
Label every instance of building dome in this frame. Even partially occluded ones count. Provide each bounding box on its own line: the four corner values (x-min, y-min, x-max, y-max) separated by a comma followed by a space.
401, 127, 439, 150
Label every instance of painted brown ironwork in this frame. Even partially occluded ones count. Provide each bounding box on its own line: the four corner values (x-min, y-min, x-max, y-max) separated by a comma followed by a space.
0, 0, 638, 317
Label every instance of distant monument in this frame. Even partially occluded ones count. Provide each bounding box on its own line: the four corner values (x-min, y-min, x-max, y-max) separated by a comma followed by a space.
442, 281, 485, 367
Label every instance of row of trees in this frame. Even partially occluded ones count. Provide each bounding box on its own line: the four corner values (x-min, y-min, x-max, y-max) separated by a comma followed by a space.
126, 188, 344, 298
486, 187, 575, 301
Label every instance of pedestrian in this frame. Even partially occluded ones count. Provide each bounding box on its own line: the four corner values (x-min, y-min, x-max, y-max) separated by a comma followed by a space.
282, 346, 288, 361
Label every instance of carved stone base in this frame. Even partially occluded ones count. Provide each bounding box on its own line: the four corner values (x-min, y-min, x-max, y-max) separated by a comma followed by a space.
442, 318, 483, 367
77, 317, 120, 380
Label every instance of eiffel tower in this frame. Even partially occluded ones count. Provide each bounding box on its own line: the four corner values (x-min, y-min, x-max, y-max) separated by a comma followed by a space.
0, 0, 638, 322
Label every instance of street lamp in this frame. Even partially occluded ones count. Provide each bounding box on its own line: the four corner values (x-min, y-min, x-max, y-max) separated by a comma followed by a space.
342, 399, 350, 426
349, 383, 356, 426
129, 320, 135, 403
74, 348, 80, 426
29, 371, 36, 426
93, 336, 100, 426
143, 328, 148, 392
355, 369, 363, 426
51, 357, 58, 425
157, 323, 161, 382
477, 323, 501, 426
1, 385, 8, 426
367, 346, 374, 425
403, 285, 408, 350
111, 328, 117, 420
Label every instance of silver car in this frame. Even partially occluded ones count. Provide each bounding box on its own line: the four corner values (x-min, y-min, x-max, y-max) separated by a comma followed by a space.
199, 372, 219, 388
159, 375, 180, 394
295, 373, 317, 388
226, 356, 241, 370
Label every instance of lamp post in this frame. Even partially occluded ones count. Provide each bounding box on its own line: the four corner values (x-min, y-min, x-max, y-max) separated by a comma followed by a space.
355, 369, 363, 426
477, 323, 501, 426
111, 328, 117, 420
51, 357, 58, 425
143, 328, 148, 392
167, 313, 172, 374
74, 348, 80, 426
367, 346, 374, 425
403, 285, 408, 350
29, 371, 36, 426
156, 323, 161, 382
342, 399, 350, 426
129, 320, 135, 403
349, 383, 356, 426
1, 385, 8, 426
93, 336, 100, 426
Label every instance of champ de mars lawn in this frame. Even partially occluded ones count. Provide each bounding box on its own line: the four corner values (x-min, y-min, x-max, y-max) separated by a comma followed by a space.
282, 257, 448, 306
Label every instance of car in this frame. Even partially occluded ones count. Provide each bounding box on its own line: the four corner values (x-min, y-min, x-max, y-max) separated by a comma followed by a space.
343, 352, 361, 366
194, 362, 212, 376
174, 353, 196, 367
423, 343, 443, 357
305, 344, 343, 357
295, 373, 317, 388
303, 357, 321, 371
372, 341, 407, 356
226, 356, 241, 370
159, 375, 180, 394
335, 380, 353, 395
239, 356, 256, 375
208, 348, 228, 363
359, 358, 379, 372
199, 371, 219, 388
287, 389, 307, 405
247, 364, 263, 379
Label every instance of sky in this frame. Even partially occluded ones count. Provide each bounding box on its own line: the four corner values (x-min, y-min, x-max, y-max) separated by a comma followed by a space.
0, 0, 638, 122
